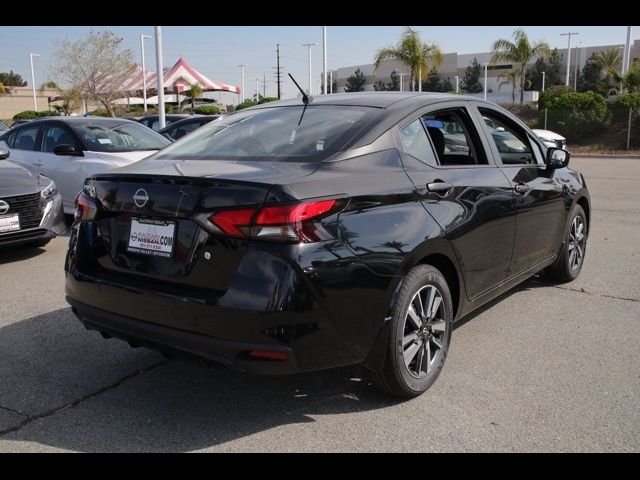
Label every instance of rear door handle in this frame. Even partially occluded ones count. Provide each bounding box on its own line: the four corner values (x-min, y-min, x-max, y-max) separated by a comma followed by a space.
514, 183, 530, 194
427, 181, 454, 194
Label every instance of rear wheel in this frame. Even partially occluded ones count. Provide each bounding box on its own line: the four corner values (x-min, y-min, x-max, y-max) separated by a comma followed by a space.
545, 204, 587, 283
367, 265, 453, 398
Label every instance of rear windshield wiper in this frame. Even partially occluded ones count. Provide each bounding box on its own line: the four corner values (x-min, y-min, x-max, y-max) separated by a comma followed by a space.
288, 73, 312, 126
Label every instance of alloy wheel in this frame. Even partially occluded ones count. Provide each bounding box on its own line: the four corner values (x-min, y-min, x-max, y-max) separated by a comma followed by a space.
402, 285, 447, 378
568, 215, 586, 271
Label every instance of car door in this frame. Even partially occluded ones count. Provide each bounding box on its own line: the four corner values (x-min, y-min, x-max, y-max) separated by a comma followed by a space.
397, 102, 517, 300
474, 105, 567, 276
2, 124, 43, 167
39, 122, 88, 211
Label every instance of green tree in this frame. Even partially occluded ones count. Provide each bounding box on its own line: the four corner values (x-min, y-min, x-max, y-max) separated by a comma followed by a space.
422, 68, 452, 92
595, 49, 623, 88
525, 56, 547, 91
498, 69, 520, 104
460, 58, 482, 93
547, 48, 564, 87
622, 60, 640, 93
491, 28, 550, 104
578, 53, 607, 95
50, 30, 134, 117
373, 27, 442, 91
344, 68, 366, 92
0, 71, 27, 87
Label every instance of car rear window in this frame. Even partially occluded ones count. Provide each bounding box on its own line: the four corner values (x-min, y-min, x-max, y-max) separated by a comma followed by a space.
151, 106, 375, 162
73, 122, 170, 152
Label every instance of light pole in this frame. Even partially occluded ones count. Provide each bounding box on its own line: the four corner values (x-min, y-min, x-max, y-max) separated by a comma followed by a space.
418, 65, 422, 92
29, 53, 40, 111
302, 43, 318, 94
454, 75, 459, 93
140, 34, 152, 112
482, 63, 489, 101
560, 32, 579, 86
154, 26, 165, 129
541, 71, 546, 92
394, 70, 406, 92
623, 26, 633, 74
322, 26, 327, 95
237, 64, 247, 102
329, 70, 333, 94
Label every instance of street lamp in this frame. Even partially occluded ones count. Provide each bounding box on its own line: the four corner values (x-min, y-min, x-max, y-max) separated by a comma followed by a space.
140, 34, 152, 112
29, 53, 40, 111
454, 75, 459, 93
560, 32, 579, 86
482, 63, 489, 101
302, 43, 318, 94
154, 26, 166, 129
237, 64, 247, 103
541, 71, 546, 92
322, 26, 327, 95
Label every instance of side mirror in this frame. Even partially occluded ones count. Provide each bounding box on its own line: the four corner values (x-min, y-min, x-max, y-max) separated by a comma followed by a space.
53, 144, 83, 156
0, 148, 9, 160
546, 147, 570, 169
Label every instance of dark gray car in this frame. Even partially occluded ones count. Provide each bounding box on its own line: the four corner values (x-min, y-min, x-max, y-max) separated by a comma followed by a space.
0, 148, 65, 248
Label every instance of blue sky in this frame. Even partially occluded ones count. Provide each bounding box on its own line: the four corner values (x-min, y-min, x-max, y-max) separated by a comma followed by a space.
0, 26, 637, 105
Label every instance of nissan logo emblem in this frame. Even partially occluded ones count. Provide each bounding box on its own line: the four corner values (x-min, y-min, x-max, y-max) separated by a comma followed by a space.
133, 189, 149, 208
0, 200, 9, 215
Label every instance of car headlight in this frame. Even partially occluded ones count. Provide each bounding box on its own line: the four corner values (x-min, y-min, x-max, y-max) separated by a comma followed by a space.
40, 177, 58, 199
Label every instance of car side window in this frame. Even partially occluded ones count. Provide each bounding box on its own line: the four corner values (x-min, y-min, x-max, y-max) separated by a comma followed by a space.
3, 130, 17, 148
479, 108, 538, 166
12, 125, 41, 151
42, 125, 81, 153
528, 135, 545, 165
422, 108, 488, 166
399, 119, 439, 166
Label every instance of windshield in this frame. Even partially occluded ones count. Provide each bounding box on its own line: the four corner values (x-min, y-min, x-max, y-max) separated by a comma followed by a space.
73, 122, 171, 152
152, 106, 373, 162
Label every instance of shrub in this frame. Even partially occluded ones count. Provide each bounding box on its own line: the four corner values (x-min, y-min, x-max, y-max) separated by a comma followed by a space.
545, 91, 607, 138
538, 85, 573, 109
259, 96, 278, 104
12, 110, 55, 120
193, 105, 220, 115
236, 100, 259, 111
89, 108, 109, 117
616, 92, 640, 111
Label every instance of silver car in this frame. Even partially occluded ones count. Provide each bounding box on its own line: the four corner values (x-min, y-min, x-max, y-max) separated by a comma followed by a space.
0, 117, 171, 214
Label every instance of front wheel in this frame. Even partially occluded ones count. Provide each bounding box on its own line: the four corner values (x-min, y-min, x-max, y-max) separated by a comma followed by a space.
367, 265, 453, 398
545, 204, 587, 283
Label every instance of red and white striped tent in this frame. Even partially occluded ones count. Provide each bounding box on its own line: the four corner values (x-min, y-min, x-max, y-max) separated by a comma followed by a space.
123, 57, 240, 96
50, 57, 240, 103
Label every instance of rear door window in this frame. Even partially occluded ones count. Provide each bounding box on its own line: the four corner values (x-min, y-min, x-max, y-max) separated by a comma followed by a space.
12, 125, 41, 151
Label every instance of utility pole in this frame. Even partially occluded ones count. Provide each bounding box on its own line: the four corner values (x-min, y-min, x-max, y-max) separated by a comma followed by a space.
273, 44, 283, 100
623, 26, 633, 74
302, 43, 318, 94
329, 70, 333, 94
29, 53, 40, 111
238, 64, 247, 102
261, 72, 267, 99
322, 26, 327, 95
560, 32, 579, 86
154, 26, 165, 129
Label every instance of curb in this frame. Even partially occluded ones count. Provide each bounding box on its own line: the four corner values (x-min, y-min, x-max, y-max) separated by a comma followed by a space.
572, 154, 640, 159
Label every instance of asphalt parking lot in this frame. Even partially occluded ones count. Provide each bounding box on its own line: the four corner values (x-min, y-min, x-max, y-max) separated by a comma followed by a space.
0, 156, 639, 452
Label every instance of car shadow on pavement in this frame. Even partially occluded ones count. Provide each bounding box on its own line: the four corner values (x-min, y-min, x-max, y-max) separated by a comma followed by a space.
0, 307, 403, 452
0, 245, 48, 265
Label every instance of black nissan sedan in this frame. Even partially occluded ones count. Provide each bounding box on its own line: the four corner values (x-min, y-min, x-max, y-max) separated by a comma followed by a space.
65, 92, 590, 398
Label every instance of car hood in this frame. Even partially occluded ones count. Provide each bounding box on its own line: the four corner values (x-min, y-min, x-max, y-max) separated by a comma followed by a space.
532, 129, 566, 141
0, 159, 42, 195
95, 150, 158, 166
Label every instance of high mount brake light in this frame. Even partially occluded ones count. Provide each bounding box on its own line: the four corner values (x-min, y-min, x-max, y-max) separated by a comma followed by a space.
205, 199, 338, 243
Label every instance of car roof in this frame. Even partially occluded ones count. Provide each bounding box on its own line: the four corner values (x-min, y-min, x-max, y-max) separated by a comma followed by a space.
139, 114, 199, 121
15, 116, 139, 127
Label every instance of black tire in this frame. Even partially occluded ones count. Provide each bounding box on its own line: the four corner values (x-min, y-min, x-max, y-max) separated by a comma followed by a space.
545, 204, 588, 283
367, 264, 453, 398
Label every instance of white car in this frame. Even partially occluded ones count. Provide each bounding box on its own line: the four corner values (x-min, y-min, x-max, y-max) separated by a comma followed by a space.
532, 129, 567, 150
0, 117, 171, 214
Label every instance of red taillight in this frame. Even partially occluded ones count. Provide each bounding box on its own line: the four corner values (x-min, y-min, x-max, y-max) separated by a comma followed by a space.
202, 199, 339, 243
249, 350, 288, 361
74, 192, 97, 221
210, 208, 256, 238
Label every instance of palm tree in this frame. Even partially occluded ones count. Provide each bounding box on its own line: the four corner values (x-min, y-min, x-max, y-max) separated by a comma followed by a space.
186, 82, 203, 113
491, 29, 550, 104
595, 49, 623, 86
374, 27, 442, 91
498, 69, 520, 105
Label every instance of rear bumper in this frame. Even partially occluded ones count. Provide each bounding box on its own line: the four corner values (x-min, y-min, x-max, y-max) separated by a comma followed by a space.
68, 296, 300, 375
